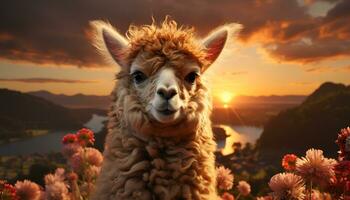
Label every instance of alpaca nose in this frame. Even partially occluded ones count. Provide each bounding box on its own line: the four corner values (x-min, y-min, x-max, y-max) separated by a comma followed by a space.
157, 87, 177, 100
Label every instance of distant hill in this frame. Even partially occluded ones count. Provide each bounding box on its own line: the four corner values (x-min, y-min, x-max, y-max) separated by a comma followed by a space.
211, 102, 305, 126
213, 95, 306, 108
28, 90, 110, 109
0, 89, 106, 140
257, 82, 350, 160
28, 90, 305, 111
212, 94, 305, 126
27, 90, 306, 126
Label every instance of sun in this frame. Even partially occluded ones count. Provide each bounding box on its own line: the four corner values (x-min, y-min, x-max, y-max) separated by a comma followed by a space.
220, 91, 235, 108
221, 91, 234, 103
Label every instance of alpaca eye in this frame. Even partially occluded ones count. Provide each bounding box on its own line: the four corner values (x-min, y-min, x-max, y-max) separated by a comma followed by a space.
185, 72, 199, 84
131, 71, 147, 84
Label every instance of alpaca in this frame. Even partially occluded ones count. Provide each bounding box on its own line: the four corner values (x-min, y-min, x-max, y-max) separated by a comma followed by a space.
89, 19, 241, 200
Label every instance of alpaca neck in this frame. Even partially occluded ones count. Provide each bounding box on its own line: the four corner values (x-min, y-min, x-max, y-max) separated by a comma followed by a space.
100, 105, 217, 199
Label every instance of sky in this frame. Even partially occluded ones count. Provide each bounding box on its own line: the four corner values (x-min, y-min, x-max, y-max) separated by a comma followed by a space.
0, 0, 349, 98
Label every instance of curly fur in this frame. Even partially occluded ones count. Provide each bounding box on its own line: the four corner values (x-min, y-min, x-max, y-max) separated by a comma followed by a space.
89, 18, 240, 200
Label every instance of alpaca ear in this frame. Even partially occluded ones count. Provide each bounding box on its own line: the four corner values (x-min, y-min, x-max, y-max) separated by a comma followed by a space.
89, 20, 129, 69
202, 24, 242, 71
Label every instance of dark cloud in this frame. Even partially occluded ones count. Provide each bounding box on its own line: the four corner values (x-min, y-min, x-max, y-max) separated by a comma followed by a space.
265, 39, 350, 63
253, 0, 350, 63
0, 0, 348, 67
0, 0, 154, 68
0, 78, 99, 83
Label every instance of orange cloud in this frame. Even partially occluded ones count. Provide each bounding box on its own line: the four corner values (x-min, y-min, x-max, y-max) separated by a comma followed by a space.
305, 65, 350, 73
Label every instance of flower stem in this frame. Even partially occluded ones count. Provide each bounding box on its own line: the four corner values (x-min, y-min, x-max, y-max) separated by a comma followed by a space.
236, 193, 241, 200
309, 180, 313, 200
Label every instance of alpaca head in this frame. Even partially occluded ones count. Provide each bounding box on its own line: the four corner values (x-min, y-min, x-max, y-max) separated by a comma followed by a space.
90, 19, 241, 139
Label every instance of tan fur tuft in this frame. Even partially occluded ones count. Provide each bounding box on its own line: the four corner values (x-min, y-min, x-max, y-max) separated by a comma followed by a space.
124, 18, 209, 70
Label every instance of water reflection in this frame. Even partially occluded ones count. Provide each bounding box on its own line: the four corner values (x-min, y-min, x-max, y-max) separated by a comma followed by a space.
0, 115, 107, 155
83, 114, 108, 133
0, 119, 262, 156
217, 125, 263, 155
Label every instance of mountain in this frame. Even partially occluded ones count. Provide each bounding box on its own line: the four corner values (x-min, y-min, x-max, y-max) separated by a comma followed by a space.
257, 82, 350, 160
0, 89, 106, 140
28, 90, 110, 109
28, 90, 306, 112
213, 95, 306, 108
211, 95, 305, 126
27, 90, 306, 126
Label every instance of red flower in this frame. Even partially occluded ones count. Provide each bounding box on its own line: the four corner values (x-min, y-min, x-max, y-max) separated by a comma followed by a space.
346, 181, 350, 192
221, 192, 234, 200
336, 127, 350, 160
333, 161, 350, 189
335, 161, 350, 177
282, 154, 298, 171
66, 172, 78, 182
0, 181, 19, 200
76, 128, 95, 146
62, 133, 77, 144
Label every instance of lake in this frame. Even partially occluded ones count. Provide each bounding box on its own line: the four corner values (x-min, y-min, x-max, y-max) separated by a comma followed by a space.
216, 125, 263, 155
0, 114, 107, 155
0, 116, 262, 155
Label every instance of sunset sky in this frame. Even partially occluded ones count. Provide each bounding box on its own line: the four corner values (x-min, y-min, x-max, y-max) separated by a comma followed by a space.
0, 0, 349, 98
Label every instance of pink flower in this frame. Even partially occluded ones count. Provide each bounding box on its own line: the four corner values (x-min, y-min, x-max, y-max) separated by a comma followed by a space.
69, 148, 103, 172
85, 148, 103, 167
76, 128, 95, 146
15, 180, 41, 200
237, 181, 251, 196
62, 143, 83, 159
44, 168, 66, 185
296, 149, 337, 186
55, 168, 65, 180
216, 166, 234, 190
221, 192, 234, 200
269, 173, 305, 200
70, 152, 84, 172
44, 181, 69, 200
282, 154, 298, 171
43, 168, 69, 200
86, 166, 101, 180
44, 174, 56, 185
61, 133, 77, 144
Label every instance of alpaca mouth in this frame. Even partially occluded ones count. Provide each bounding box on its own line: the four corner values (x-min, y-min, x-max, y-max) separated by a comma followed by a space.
158, 108, 177, 116
150, 106, 181, 124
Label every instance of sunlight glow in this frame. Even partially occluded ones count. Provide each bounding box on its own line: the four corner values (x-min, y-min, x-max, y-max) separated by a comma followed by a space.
220, 91, 235, 105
